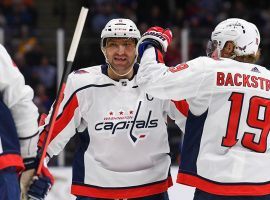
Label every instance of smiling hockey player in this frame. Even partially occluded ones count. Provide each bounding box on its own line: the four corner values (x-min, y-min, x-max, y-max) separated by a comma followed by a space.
38, 18, 187, 200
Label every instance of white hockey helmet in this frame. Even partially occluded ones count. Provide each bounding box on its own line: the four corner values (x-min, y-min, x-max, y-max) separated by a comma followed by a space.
211, 18, 260, 56
101, 18, 141, 48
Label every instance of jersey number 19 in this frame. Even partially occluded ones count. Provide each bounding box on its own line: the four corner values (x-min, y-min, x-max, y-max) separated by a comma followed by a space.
222, 92, 270, 153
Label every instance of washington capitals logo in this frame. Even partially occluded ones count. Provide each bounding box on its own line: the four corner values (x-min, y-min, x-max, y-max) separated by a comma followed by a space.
94, 101, 158, 144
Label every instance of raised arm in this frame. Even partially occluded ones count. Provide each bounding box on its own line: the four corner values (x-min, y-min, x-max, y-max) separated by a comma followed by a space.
136, 27, 205, 101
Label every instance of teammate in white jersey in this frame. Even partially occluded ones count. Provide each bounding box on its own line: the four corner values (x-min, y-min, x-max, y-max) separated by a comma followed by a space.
0, 44, 41, 199
38, 18, 187, 199
136, 19, 270, 199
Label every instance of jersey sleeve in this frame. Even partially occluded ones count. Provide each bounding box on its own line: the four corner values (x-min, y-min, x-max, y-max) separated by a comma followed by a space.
167, 100, 189, 132
38, 74, 82, 157
0, 44, 39, 158
137, 47, 206, 101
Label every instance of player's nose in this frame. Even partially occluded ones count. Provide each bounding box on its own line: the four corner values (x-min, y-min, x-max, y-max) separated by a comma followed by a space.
117, 45, 126, 54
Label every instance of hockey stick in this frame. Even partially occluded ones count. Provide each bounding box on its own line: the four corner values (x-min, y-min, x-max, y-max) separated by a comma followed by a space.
36, 7, 89, 176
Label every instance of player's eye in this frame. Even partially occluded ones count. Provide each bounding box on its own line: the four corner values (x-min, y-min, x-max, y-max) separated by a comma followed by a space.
123, 42, 131, 46
123, 42, 135, 48
107, 42, 118, 48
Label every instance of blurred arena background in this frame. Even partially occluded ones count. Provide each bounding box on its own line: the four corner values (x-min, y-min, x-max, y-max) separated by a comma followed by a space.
1, 0, 270, 199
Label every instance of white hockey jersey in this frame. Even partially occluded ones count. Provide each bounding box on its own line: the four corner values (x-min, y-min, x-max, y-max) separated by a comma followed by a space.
0, 44, 39, 170
39, 64, 187, 198
137, 47, 270, 196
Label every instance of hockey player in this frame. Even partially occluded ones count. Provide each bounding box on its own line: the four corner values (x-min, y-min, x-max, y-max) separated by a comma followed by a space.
136, 18, 270, 199
38, 18, 187, 200
0, 44, 40, 199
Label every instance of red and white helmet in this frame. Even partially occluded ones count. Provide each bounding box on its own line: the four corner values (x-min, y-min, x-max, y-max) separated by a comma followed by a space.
101, 18, 141, 48
211, 18, 260, 56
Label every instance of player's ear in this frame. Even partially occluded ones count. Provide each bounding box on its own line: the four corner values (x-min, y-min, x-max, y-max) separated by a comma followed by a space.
221, 41, 234, 58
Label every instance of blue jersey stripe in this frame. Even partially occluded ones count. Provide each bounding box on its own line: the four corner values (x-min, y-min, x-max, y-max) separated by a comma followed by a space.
72, 129, 90, 183
180, 110, 208, 174
0, 99, 20, 154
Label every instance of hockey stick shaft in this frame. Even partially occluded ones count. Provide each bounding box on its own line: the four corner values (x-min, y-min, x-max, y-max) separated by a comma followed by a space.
36, 7, 88, 175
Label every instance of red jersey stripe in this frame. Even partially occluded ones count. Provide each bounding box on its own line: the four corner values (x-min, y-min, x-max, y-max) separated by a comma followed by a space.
38, 94, 79, 147
71, 177, 172, 199
177, 172, 270, 196
0, 154, 24, 172
157, 49, 164, 63
172, 100, 189, 117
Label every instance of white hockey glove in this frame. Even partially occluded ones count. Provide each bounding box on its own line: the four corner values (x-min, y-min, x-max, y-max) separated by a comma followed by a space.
137, 26, 173, 58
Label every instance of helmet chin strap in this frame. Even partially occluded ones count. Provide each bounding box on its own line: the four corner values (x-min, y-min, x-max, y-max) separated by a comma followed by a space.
107, 60, 134, 77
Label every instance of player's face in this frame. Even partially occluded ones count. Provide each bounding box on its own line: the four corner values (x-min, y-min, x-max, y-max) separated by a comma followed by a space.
105, 38, 136, 72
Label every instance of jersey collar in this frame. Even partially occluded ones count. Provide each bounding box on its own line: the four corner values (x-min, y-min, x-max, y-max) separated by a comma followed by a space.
101, 63, 139, 81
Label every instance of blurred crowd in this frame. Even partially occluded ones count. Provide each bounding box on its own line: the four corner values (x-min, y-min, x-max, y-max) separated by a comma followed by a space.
1, 0, 56, 114
85, 0, 270, 67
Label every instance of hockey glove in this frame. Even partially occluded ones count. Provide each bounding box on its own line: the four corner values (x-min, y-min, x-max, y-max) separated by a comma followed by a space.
27, 162, 54, 200
137, 26, 173, 58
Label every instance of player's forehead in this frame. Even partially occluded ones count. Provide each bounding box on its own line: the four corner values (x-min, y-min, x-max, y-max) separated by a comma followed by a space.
106, 37, 136, 44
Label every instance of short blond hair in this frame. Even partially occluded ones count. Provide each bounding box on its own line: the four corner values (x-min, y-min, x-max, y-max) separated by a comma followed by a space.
235, 49, 261, 63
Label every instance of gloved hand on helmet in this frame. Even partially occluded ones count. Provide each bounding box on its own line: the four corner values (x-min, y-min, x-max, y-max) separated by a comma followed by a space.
137, 26, 173, 58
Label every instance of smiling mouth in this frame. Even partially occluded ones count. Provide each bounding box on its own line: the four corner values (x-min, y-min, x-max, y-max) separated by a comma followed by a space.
115, 57, 126, 61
